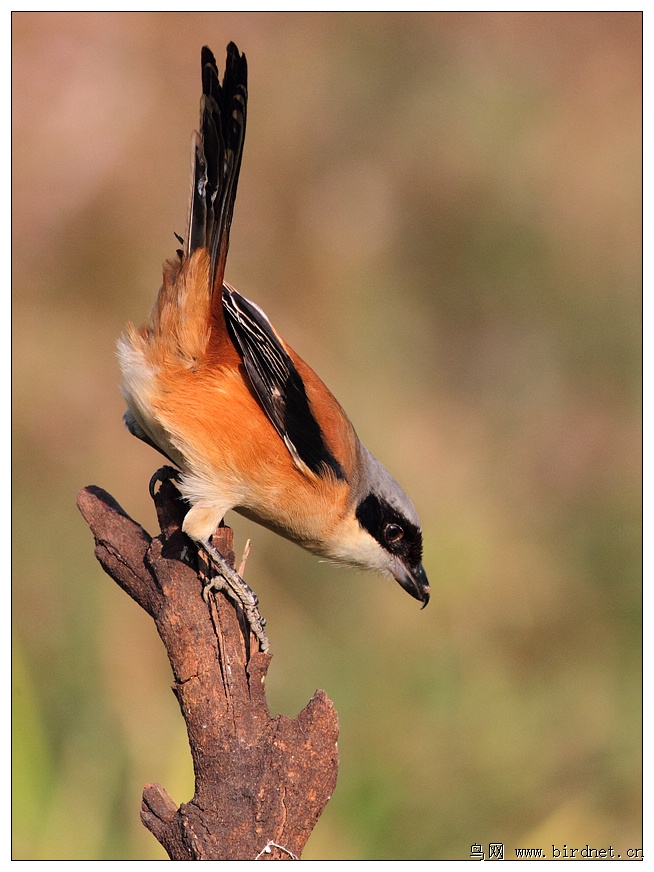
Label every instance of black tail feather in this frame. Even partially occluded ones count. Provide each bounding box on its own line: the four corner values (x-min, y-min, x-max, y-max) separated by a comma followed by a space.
186, 43, 247, 296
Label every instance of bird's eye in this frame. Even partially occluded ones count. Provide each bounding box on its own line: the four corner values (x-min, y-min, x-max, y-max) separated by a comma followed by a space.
385, 523, 404, 543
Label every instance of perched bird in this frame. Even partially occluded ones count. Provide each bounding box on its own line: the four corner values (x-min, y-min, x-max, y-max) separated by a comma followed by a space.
118, 43, 429, 651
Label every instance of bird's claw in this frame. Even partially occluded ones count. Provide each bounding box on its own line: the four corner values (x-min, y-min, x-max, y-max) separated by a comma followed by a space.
148, 465, 181, 499
200, 540, 270, 653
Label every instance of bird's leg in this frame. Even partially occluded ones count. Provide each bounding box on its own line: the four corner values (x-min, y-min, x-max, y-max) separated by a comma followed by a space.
200, 539, 270, 654
147, 467, 269, 651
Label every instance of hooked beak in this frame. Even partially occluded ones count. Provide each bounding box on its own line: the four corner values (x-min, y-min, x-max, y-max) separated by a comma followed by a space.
393, 559, 430, 608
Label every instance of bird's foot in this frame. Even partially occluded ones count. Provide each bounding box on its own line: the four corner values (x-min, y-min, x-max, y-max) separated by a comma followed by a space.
200, 539, 269, 654
148, 465, 181, 499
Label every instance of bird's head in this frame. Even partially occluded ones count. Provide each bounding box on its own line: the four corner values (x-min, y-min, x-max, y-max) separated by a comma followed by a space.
326, 448, 429, 607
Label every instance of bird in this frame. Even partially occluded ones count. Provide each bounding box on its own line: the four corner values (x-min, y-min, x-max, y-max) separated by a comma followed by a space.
118, 43, 429, 652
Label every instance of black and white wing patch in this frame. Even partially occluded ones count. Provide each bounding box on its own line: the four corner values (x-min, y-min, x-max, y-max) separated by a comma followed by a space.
222, 287, 346, 481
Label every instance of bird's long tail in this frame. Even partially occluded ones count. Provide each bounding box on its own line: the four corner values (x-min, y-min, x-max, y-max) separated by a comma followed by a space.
146, 43, 248, 360
186, 43, 247, 303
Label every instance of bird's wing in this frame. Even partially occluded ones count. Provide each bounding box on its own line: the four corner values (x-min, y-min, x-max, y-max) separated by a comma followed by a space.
222, 286, 346, 481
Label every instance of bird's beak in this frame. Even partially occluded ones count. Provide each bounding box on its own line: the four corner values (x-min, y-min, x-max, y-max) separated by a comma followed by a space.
393, 559, 430, 608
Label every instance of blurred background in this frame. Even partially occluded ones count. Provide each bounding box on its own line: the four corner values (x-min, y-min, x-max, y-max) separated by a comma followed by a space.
12, 12, 641, 860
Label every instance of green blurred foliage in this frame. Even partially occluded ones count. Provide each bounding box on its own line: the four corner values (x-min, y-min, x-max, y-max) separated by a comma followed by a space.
12, 11, 641, 860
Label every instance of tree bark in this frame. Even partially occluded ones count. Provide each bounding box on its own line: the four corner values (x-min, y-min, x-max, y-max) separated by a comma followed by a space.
77, 469, 339, 860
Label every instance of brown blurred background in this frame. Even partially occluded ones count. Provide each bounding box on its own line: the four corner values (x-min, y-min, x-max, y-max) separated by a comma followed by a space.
12, 12, 641, 860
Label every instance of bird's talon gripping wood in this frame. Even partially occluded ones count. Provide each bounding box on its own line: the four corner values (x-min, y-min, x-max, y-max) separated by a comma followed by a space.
201, 541, 270, 652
